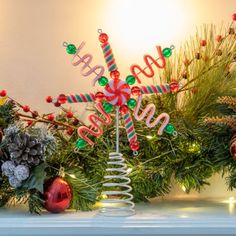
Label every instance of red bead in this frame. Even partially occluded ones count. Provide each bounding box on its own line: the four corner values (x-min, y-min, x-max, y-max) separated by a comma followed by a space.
95, 92, 105, 102
110, 70, 120, 80
119, 105, 129, 114
0, 90, 7, 97
66, 111, 73, 119
201, 40, 206, 46
130, 140, 139, 151
131, 86, 141, 96
47, 114, 54, 121
169, 82, 179, 92
22, 105, 30, 112
216, 35, 222, 43
27, 120, 33, 126
99, 33, 109, 43
46, 96, 53, 103
58, 94, 67, 104
232, 13, 236, 21
66, 127, 74, 135
44, 177, 72, 213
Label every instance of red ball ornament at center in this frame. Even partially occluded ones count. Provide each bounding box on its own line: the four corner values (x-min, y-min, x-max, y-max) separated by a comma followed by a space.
44, 176, 72, 213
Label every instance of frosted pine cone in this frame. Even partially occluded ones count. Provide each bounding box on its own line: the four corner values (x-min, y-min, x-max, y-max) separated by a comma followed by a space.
8, 133, 44, 166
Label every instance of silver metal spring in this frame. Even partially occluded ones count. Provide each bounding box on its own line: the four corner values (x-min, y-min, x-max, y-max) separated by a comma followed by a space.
99, 152, 135, 217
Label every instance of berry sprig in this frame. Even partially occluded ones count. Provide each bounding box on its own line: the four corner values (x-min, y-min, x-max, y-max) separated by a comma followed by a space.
0, 90, 79, 134
178, 13, 236, 93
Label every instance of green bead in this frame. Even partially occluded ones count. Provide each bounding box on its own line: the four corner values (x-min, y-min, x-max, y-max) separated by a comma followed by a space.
165, 123, 175, 134
127, 98, 137, 109
75, 138, 87, 149
126, 75, 136, 85
66, 44, 77, 54
98, 76, 108, 86
162, 48, 172, 58
103, 103, 113, 113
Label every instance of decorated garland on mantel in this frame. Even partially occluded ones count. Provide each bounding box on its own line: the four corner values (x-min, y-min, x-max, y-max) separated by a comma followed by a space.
0, 13, 235, 214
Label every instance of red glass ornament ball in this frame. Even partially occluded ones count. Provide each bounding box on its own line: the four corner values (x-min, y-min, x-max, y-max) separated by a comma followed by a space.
130, 140, 139, 151
201, 40, 207, 47
66, 111, 74, 119
232, 13, 236, 21
44, 176, 72, 213
0, 90, 7, 97
99, 33, 109, 43
95, 92, 105, 102
110, 70, 120, 80
46, 96, 53, 103
58, 94, 67, 104
169, 82, 179, 92
119, 104, 129, 114
47, 114, 54, 121
22, 105, 30, 112
66, 127, 74, 135
216, 35, 222, 43
131, 86, 141, 96
231, 145, 236, 159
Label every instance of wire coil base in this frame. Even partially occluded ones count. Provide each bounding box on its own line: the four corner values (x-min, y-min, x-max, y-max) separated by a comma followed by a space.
99, 152, 135, 217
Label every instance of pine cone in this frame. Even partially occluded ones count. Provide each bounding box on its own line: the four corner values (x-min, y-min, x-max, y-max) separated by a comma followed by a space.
8, 133, 44, 166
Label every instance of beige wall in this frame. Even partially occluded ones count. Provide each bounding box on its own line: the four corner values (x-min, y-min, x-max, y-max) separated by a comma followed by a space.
0, 0, 235, 198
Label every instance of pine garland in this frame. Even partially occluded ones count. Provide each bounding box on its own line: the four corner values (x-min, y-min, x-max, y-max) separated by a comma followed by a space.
0, 18, 236, 213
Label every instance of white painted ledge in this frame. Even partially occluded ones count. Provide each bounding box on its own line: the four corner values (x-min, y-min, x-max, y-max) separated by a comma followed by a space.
0, 198, 235, 236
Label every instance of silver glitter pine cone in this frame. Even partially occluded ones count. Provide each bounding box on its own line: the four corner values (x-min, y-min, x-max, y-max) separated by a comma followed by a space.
8, 133, 43, 166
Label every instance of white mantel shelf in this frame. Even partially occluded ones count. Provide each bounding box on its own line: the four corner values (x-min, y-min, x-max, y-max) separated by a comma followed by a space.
0, 199, 236, 236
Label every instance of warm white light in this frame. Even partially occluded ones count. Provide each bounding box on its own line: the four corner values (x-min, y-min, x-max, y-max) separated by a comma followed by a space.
181, 185, 186, 192
222, 197, 236, 214
127, 168, 133, 174
110, 0, 191, 52
69, 174, 76, 179
146, 135, 153, 139
101, 194, 108, 199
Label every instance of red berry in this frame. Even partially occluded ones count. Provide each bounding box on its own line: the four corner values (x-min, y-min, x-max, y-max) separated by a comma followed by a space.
46, 96, 53, 103
66, 127, 74, 135
32, 111, 39, 118
216, 35, 222, 43
54, 101, 61, 107
169, 81, 179, 92
66, 111, 74, 118
58, 94, 67, 104
110, 70, 120, 80
23, 105, 30, 112
47, 114, 54, 121
131, 86, 141, 96
183, 59, 189, 66
0, 90, 7, 97
27, 120, 33, 126
99, 33, 109, 43
201, 39, 206, 47
95, 92, 105, 102
130, 140, 139, 151
232, 13, 236, 21
119, 105, 129, 114
72, 118, 79, 126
